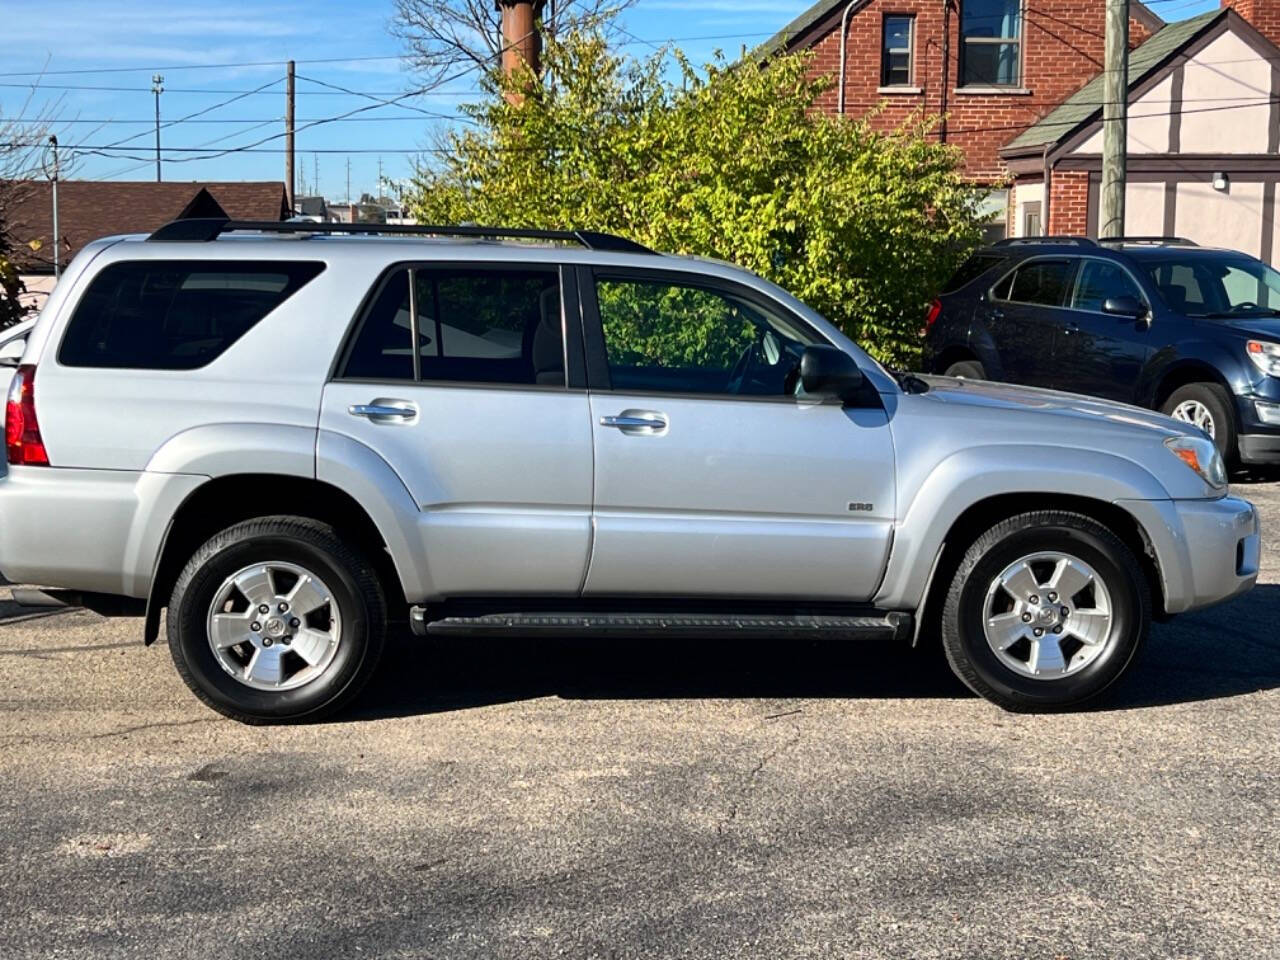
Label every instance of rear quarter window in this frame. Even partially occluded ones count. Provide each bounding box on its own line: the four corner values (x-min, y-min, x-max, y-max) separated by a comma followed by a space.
941, 253, 1007, 294
58, 260, 325, 370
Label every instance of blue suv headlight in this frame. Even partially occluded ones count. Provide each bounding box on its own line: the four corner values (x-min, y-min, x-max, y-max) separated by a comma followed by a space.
1246, 340, 1280, 377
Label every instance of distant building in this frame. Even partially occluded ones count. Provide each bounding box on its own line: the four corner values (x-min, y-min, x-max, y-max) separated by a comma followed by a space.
6, 180, 290, 309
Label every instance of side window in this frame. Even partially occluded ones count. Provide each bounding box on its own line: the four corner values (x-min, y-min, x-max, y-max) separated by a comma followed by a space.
340, 265, 563, 386
342, 270, 415, 381
1148, 263, 1208, 313
943, 253, 1007, 293
1073, 261, 1143, 313
594, 275, 819, 396
59, 260, 324, 370
1006, 259, 1075, 306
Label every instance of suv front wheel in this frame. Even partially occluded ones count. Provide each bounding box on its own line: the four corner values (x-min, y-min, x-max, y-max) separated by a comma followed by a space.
941, 511, 1149, 711
1161, 382, 1236, 462
167, 516, 387, 724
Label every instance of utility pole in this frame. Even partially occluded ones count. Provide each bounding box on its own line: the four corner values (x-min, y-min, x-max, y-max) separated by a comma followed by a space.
377, 156, 383, 199
1100, 0, 1128, 238
285, 60, 296, 214
48, 136, 60, 280
151, 74, 164, 182
345, 156, 351, 205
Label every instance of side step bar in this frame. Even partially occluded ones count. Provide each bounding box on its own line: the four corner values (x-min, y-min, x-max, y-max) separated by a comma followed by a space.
413, 608, 912, 642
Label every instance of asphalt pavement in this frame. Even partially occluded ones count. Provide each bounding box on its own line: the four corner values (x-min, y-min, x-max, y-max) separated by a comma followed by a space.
1, 481, 1277, 960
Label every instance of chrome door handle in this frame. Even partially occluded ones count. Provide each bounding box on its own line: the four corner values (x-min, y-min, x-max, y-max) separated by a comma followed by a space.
599, 415, 667, 430
349, 401, 417, 421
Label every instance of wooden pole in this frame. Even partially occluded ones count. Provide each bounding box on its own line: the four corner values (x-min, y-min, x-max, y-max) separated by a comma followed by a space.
1100, 0, 1128, 238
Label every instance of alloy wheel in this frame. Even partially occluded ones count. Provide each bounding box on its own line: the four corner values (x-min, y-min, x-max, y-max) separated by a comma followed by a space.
205, 561, 342, 691
982, 551, 1114, 680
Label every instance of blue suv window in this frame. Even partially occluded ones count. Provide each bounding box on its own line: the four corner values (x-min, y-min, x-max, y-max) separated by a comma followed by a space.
996, 259, 1075, 307
1072, 261, 1143, 313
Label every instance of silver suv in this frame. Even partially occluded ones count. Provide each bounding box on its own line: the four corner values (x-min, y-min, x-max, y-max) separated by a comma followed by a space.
0, 219, 1261, 723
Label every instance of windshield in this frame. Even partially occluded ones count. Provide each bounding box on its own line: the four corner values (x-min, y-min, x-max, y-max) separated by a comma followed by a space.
1142, 255, 1280, 318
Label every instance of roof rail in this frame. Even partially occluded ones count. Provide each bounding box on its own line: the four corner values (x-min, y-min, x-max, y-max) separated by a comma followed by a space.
1096, 236, 1198, 246
146, 218, 655, 255
991, 236, 1097, 247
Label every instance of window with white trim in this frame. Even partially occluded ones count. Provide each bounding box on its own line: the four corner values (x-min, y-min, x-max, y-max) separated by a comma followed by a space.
961, 0, 1022, 86
881, 15, 914, 87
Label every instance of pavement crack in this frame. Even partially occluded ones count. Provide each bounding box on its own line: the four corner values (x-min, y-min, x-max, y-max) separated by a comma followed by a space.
717, 718, 803, 839
87, 718, 221, 740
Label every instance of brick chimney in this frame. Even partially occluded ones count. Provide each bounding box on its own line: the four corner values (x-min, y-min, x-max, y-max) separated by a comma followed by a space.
496, 0, 546, 102
1222, 0, 1280, 49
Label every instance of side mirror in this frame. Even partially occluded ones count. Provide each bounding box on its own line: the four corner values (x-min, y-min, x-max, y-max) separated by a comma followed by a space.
0, 337, 25, 367
800, 345, 866, 402
1102, 295, 1148, 321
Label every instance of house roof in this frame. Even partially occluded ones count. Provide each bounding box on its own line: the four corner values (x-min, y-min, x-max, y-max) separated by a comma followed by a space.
1002, 8, 1223, 154
763, 0, 1164, 56
4, 180, 289, 273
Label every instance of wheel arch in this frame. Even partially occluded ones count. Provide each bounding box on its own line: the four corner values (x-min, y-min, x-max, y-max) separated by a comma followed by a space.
143, 474, 408, 644
909, 492, 1165, 647
1148, 359, 1237, 421
933, 344, 981, 375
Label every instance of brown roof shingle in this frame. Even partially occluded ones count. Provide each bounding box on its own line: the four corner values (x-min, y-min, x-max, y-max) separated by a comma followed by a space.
3, 180, 289, 273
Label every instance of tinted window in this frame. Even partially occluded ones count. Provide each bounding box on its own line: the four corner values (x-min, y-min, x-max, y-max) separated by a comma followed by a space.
962, 0, 1021, 86
342, 270, 416, 381
1073, 261, 1142, 312
942, 253, 1007, 293
1004, 259, 1074, 306
882, 16, 913, 86
595, 276, 819, 396
60, 260, 323, 369
340, 266, 563, 386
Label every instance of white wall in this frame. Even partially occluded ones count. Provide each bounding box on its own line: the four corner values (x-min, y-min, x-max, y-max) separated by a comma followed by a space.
1071, 27, 1275, 157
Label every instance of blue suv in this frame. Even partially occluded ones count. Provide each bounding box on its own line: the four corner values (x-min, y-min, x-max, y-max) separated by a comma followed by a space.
923, 237, 1280, 466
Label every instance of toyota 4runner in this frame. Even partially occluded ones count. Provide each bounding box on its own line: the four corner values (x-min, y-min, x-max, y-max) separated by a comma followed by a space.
0, 219, 1262, 723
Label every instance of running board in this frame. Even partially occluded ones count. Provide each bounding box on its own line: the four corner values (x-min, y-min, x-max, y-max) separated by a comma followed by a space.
416, 609, 912, 642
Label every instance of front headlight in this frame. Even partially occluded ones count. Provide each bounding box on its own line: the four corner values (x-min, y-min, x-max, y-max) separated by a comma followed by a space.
1165, 436, 1227, 489
1246, 340, 1280, 377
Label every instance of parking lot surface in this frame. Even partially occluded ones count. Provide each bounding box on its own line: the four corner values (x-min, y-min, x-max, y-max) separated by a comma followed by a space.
1, 482, 1277, 960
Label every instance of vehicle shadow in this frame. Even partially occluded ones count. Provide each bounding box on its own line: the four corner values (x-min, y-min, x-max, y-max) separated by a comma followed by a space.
1230, 465, 1280, 485
345, 584, 1280, 721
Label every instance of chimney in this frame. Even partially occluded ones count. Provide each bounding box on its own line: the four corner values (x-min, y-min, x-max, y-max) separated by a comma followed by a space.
1222, 0, 1280, 49
496, 0, 546, 102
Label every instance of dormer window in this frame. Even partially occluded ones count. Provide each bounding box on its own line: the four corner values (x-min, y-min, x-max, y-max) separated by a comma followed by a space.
961, 0, 1023, 86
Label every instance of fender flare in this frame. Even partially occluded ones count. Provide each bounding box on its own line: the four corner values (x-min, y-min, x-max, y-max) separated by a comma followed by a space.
874, 444, 1169, 611
141, 424, 429, 643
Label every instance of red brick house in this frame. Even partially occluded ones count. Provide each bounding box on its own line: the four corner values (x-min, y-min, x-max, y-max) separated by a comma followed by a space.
768, 0, 1280, 256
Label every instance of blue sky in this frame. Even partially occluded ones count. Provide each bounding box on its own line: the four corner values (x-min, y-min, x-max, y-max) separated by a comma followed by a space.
1, 0, 1221, 200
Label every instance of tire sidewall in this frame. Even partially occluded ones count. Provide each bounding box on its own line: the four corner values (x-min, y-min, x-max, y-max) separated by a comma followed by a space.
1163, 383, 1235, 461
955, 523, 1144, 708
171, 532, 373, 721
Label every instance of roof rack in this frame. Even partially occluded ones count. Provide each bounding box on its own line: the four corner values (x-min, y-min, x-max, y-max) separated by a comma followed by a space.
1096, 236, 1198, 246
991, 236, 1097, 247
145, 217, 655, 255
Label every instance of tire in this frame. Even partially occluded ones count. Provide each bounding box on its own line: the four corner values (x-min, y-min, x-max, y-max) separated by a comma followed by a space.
940, 510, 1149, 712
167, 516, 387, 725
1161, 382, 1236, 462
944, 359, 986, 380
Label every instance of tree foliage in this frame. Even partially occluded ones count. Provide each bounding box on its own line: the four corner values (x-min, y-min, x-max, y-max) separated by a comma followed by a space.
407, 32, 987, 366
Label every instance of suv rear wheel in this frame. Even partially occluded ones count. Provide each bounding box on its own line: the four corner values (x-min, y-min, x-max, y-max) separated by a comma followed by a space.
940, 511, 1149, 711
943, 359, 986, 380
1161, 382, 1236, 462
167, 516, 387, 724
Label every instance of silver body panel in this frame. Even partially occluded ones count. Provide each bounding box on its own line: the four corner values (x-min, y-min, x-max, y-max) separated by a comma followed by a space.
0, 232, 1260, 620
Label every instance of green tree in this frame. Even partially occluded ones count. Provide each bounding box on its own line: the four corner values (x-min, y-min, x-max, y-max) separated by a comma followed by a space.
408, 32, 986, 367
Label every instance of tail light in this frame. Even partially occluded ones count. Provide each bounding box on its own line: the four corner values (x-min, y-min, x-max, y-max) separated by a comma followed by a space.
924, 298, 943, 329
6, 364, 49, 466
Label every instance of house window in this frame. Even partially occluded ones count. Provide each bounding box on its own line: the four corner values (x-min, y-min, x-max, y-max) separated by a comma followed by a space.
1023, 201, 1042, 237
881, 15, 914, 87
961, 0, 1022, 86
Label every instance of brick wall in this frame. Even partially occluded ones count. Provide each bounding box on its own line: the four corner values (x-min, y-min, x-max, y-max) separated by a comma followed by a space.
1221, 0, 1280, 48
799, 0, 1155, 182
1048, 170, 1090, 234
